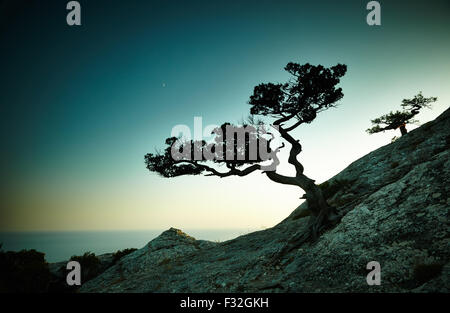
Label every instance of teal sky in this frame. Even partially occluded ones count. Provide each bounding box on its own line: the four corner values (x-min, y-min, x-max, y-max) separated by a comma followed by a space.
1, 0, 449, 231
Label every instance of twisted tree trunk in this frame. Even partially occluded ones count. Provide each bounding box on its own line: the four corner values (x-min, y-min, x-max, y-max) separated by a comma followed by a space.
265, 171, 339, 239
265, 170, 340, 264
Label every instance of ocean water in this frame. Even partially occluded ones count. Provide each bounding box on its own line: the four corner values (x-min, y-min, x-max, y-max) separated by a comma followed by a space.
0, 229, 257, 263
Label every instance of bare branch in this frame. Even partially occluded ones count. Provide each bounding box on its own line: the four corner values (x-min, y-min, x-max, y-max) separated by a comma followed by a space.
273, 112, 297, 126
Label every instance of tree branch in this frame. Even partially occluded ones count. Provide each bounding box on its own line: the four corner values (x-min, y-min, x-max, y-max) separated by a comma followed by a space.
175, 160, 261, 178
284, 118, 303, 132
275, 125, 304, 176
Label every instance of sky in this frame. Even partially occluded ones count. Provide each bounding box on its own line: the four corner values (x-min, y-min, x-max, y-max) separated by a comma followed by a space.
0, 0, 449, 231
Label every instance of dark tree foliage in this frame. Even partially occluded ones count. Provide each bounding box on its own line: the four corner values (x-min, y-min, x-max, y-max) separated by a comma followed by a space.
367, 92, 437, 136
145, 62, 347, 248
0, 249, 52, 292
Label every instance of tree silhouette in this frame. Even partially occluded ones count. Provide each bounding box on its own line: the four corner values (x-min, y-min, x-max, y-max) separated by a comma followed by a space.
367, 92, 437, 136
145, 62, 347, 242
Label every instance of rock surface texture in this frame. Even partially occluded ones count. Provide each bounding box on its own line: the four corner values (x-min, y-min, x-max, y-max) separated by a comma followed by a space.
80, 108, 450, 292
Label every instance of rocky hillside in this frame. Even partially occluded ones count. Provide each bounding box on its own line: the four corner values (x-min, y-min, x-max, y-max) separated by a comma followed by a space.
80, 107, 450, 293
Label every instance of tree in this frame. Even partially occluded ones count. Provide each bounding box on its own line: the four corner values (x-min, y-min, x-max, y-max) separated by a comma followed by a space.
0, 249, 52, 292
367, 92, 437, 136
69, 252, 101, 283
145, 62, 347, 243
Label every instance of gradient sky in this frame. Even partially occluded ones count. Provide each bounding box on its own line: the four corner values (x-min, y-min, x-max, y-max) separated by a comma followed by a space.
1, 0, 449, 231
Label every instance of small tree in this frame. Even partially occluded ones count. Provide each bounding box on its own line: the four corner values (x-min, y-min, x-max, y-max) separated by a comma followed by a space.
69, 252, 101, 283
367, 92, 437, 136
145, 62, 347, 242
0, 249, 52, 292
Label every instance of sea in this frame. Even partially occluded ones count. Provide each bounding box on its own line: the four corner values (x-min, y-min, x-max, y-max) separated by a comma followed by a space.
0, 228, 257, 263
